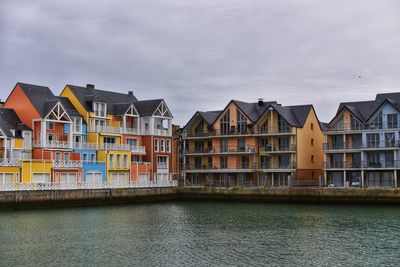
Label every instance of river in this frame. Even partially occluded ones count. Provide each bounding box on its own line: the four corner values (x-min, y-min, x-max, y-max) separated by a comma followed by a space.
0, 202, 399, 266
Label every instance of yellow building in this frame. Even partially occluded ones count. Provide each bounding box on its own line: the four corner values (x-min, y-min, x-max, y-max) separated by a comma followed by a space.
182, 99, 324, 187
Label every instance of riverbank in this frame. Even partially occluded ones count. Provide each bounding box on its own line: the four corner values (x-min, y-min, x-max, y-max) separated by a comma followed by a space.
2, 187, 400, 210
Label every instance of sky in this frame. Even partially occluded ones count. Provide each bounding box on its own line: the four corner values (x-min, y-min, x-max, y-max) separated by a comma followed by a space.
1, 0, 400, 125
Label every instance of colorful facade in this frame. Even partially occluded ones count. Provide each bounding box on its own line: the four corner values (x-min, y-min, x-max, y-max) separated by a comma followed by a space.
0, 82, 175, 186
182, 99, 324, 187
324, 93, 400, 188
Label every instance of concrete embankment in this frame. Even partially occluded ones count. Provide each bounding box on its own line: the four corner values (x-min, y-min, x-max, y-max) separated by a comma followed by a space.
0, 187, 178, 210
177, 187, 400, 205
2, 187, 400, 210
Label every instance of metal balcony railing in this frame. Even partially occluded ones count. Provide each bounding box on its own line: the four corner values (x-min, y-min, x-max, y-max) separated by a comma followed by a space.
259, 162, 296, 170
73, 142, 145, 153
260, 144, 297, 152
183, 145, 256, 154
324, 161, 400, 169
326, 122, 400, 132
323, 141, 400, 150
185, 163, 257, 171
183, 127, 293, 138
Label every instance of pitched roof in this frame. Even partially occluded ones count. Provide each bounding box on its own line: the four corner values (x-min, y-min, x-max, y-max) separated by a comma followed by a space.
18, 83, 81, 118
66, 84, 139, 115
134, 99, 164, 116
333, 92, 400, 124
232, 100, 278, 122
0, 108, 30, 138
198, 111, 221, 125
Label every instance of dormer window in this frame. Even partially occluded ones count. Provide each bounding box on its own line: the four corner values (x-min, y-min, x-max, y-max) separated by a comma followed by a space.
94, 102, 107, 117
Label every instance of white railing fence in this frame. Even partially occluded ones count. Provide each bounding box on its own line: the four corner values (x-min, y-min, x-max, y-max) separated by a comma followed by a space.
0, 180, 178, 191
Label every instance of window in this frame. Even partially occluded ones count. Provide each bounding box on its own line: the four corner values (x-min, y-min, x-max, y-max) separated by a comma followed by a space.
73, 117, 82, 132
157, 156, 168, 169
220, 112, 230, 135
55, 152, 62, 161
194, 141, 204, 153
237, 111, 247, 134
166, 139, 171, 153
278, 116, 290, 133
195, 157, 202, 169
64, 152, 70, 160
260, 121, 268, 134
126, 138, 138, 147
90, 154, 96, 163
351, 115, 362, 130
116, 154, 121, 168
160, 139, 165, 152
82, 153, 88, 162
195, 120, 204, 134
103, 137, 116, 144
94, 102, 107, 117
47, 134, 54, 142
242, 156, 249, 169
387, 114, 398, 129
238, 138, 246, 151
369, 112, 382, 129
48, 122, 55, 130
221, 139, 228, 152
366, 133, 380, 148
220, 156, 228, 169
311, 123, 314, 130
311, 138, 314, 146
385, 132, 395, 147
123, 155, 128, 168
154, 139, 159, 152
109, 154, 114, 168
311, 155, 314, 163
279, 137, 290, 150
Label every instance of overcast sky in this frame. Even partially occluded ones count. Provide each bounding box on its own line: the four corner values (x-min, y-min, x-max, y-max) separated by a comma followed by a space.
1, 0, 400, 125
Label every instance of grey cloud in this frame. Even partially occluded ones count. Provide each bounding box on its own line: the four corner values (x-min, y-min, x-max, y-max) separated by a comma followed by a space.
1, 0, 400, 125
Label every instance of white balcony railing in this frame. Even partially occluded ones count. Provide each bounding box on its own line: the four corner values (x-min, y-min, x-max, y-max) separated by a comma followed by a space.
88, 125, 171, 136
33, 140, 71, 149
0, 180, 178, 191
53, 160, 83, 168
73, 142, 146, 153
0, 159, 21, 167
157, 162, 168, 169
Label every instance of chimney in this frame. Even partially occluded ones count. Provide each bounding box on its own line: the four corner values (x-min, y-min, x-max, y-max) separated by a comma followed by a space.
86, 84, 95, 89
258, 98, 264, 107
128, 91, 133, 96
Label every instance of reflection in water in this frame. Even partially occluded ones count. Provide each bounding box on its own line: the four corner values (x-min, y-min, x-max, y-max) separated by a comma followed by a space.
0, 203, 399, 266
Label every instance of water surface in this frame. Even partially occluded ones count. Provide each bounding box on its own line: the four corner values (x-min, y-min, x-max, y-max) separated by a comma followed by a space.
0, 202, 399, 266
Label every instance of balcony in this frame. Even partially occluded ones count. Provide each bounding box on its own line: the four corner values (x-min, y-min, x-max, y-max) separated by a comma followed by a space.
0, 159, 21, 167
260, 144, 297, 153
184, 163, 256, 172
53, 160, 82, 168
323, 141, 400, 152
183, 145, 256, 155
33, 140, 72, 149
157, 162, 168, 169
326, 122, 400, 133
183, 127, 294, 138
258, 162, 296, 170
324, 161, 400, 169
89, 126, 171, 136
73, 142, 146, 153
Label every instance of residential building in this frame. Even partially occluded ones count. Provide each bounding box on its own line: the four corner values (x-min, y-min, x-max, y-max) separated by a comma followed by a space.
60, 84, 174, 182
324, 93, 400, 188
182, 99, 324, 187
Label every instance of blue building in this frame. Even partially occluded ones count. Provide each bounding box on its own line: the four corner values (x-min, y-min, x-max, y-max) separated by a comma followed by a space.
324, 93, 400, 188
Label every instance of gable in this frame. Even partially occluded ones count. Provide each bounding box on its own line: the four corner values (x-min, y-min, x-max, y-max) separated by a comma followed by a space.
45, 102, 72, 122
212, 101, 252, 128
153, 101, 173, 118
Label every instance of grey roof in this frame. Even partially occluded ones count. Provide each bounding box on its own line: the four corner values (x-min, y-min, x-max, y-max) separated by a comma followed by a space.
66, 84, 139, 115
133, 99, 163, 116
198, 111, 221, 125
232, 100, 278, 122
333, 92, 400, 124
184, 100, 315, 130
18, 83, 81, 118
0, 108, 30, 138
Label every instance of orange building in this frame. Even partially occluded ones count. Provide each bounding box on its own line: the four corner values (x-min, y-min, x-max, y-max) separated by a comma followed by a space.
182, 99, 324, 187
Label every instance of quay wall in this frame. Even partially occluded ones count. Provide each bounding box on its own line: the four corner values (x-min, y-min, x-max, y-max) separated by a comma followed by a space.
2, 187, 400, 210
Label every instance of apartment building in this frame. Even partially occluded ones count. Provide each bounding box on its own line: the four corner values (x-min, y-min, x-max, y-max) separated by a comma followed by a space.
324, 93, 400, 188
61, 84, 174, 182
182, 99, 324, 187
